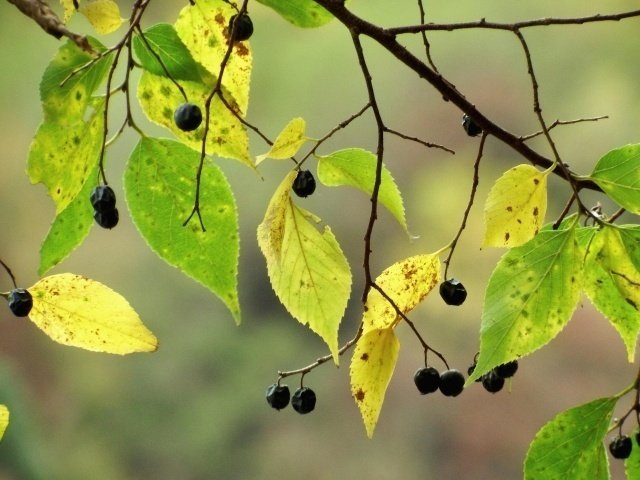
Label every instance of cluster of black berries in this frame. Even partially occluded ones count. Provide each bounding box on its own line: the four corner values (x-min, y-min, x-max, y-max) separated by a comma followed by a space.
462, 114, 482, 137
468, 360, 519, 394
174, 103, 203, 132
266, 384, 316, 414
292, 170, 316, 198
228, 13, 253, 42
90, 185, 119, 229
6, 288, 33, 317
414, 367, 466, 397
439, 278, 467, 306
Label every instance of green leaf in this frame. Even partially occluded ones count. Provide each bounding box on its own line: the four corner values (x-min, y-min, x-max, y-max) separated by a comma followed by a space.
255, 0, 335, 28
125, 137, 240, 323
257, 171, 352, 361
317, 148, 408, 233
583, 225, 640, 362
133, 24, 213, 83
468, 219, 583, 383
590, 144, 640, 214
625, 428, 640, 479
256, 118, 307, 164
524, 397, 616, 480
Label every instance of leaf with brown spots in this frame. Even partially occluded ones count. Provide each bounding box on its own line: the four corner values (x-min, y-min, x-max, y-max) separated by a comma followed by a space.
350, 328, 399, 438
28, 274, 158, 354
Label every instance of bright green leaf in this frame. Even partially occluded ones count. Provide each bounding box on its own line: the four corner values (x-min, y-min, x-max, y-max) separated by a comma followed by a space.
483, 164, 550, 248
583, 225, 640, 362
256, 0, 335, 28
524, 397, 616, 480
29, 273, 158, 354
256, 118, 307, 164
468, 220, 583, 383
257, 171, 352, 362
317, 148, 408, 233
78, 0, 123, 35
0, 405, 8, 441
590, 144, 640, 214
363, 254, 440, 332
125, 137, 241, 323
350, 328, 400, 438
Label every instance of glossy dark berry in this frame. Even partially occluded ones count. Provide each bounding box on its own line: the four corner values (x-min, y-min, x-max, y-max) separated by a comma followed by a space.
292, 170, 316, 198
229, 13, 254, 42
482, 370, 505, 393
94, 208, 119, 229
291, 387, 316, 414
90, 185, 116, 212
462, 114, 482, 137
8, 288, 33, 317
439, 369, 465, 397
609, 435, 633, 459
495, 360, 519, 379
414, 367, 440, 394
174, 103, 203, 131
439, 278, 467, 306
266, 384, 290, 410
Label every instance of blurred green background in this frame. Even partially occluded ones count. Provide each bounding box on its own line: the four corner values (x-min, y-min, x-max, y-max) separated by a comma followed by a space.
1, 1, 639, 478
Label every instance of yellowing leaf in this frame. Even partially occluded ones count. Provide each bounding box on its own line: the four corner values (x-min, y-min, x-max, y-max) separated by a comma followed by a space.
350, 328, 400, 438
29, 274, 158, 354
256, 118, 307, 165
0, 405, 8, 441
78, 0, 123, 35
60, 0, 77, 22
363, 254, 440, 332
257, 171, 351, 362
483, 164, 550, 248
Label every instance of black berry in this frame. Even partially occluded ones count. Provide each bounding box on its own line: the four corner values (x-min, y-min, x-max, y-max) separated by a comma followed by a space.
7, 288, 33, 317
266, 384, 290, 410
90, 185, 116, 212
292, 170, 316, 198
291, 387, 316, 414
174, 103, 203, 132
495, 360, 519, 379
439, 278, 467, 306
481, 370, 505, 393
439, 369, 465, 397
229, 13, 254, 42
467, 362, 483, 382
414, 367, 440, 394
462, 114, 482, 137
94, 208, 119, 229
609, 435, 633, 459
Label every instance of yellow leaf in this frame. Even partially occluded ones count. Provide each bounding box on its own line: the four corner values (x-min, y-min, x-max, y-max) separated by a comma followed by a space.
29, 274, 158, 354
78, 0, 123, 35
60, 0, 78, 22
257, 171, 352, 362
0, 405, 8, 441
364, 254, 441, 332
350, 328, 400, 438
483, 164, 550, 248
256, 118, 307, 165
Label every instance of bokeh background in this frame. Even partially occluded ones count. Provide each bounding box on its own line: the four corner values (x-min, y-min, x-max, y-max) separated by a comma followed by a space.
1, 1, 640, 478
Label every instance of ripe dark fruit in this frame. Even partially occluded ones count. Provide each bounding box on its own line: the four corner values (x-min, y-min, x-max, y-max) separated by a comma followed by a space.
439, 278, 467, 306
609, 435, 633, 459
8, 288, 33, 317
174, 103, 203, 131
482, 370, 505, 393
439, 369, 465, 397
90, 185, 116, 212
292, 170, 316, 198
414, 367, 440, 394
94, 208, 119, 229
229, 13, 254, 42
462, 114, 482, 137
495, 360, 519, 379
291, 387, 316, 414
266, 384, 290, 410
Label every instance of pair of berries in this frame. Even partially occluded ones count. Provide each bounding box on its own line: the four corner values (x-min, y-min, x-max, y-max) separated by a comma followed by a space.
6, 288, 33, 317
266, 384, 316, 414
468, 360, 519, 394
90, 185, 119, 229
414, 367, 465, 397
609, 433, 639, 460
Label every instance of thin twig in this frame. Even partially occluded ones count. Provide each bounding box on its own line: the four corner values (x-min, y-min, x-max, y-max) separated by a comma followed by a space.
0, 259, 18, 289
384, 127, 455, 154
520, 115, 609, 141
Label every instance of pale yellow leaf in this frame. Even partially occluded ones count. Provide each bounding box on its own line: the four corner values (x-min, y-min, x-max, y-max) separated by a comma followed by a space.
0, 405, 8, 441
29, 273, 158, 354
257, 171, 351, 362
78, 0, 123, 35
364, 254, 441, 332
483, 164, 550, 248
350, 328, 400, 438
256, 118, 307, 165
60, 0, 77, 22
